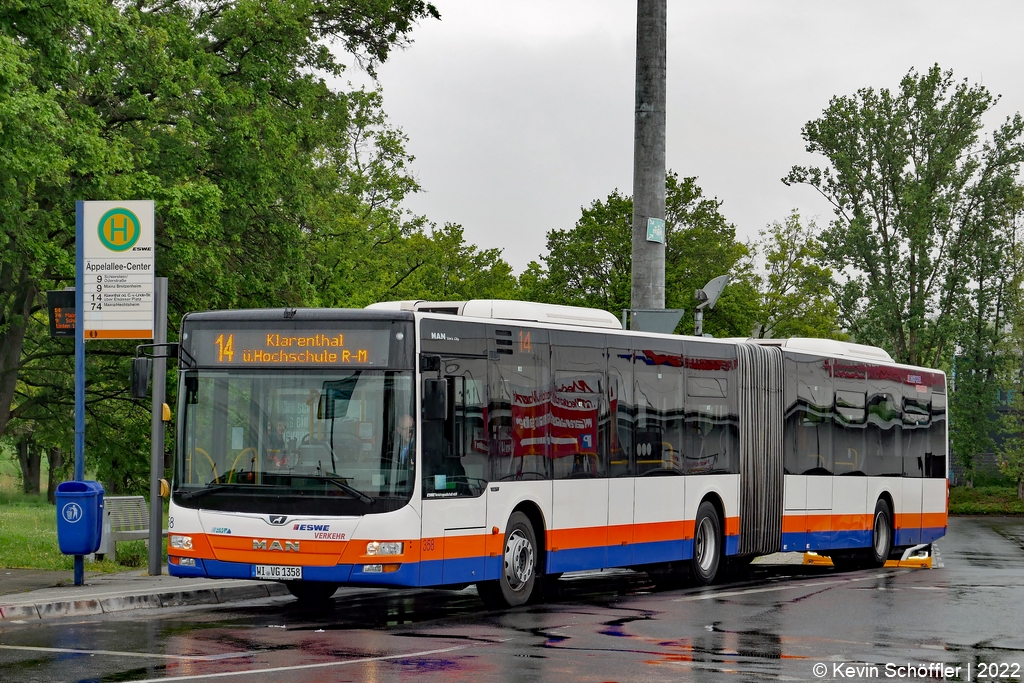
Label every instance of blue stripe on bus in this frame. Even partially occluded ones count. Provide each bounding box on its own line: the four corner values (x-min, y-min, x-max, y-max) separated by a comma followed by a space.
724, 534, 740, 556
831, 529, 872, 548
179, 524, 928, 589
199, 558, 252, 579
895, 527, 921, 546
189, 559, 418, 586
168, 558, 208, 577
546, 545, 608, 574
630, 539, 682, 565
784, 527, 946, 554
348, 562, 419, 586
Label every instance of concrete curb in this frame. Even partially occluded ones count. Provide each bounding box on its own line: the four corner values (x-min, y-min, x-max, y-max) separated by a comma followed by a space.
0, 580, 290, 622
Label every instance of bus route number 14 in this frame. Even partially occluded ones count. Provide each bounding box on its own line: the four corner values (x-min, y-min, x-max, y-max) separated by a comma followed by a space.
215, 334, 235, 362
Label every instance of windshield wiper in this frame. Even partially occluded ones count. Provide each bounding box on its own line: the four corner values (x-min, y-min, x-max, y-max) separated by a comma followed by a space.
321, 477, 374, 504
179, 483, 242, 502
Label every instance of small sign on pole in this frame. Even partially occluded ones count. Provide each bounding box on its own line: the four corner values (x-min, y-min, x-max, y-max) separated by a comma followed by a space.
82, 201, 155, 340
646, 217, 665, 244
46, 290, 76, 338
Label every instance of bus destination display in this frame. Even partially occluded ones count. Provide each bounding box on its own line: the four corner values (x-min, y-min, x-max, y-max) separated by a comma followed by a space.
191, 329, 391, 367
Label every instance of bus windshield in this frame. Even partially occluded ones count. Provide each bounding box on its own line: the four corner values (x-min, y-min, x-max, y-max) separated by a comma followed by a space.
174, 369, 415, 515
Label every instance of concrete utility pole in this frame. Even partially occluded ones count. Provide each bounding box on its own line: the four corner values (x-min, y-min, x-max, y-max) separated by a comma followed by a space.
630, 0, 667, 311
148, 277, 167, 576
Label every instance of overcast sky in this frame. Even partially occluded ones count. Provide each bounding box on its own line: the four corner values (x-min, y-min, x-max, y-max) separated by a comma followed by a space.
346, 0, 1024, 273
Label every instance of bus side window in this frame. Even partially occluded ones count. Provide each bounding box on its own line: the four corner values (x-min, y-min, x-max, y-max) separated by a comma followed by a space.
927, 385, 947, 478
488, 326, 550, 482
551, 334, 607, 479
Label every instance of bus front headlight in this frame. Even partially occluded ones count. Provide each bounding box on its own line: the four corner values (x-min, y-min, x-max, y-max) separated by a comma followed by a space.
169, 535, 193, 550
365, 541, 403, 556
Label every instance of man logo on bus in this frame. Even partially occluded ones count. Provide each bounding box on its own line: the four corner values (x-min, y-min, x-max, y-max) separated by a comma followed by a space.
97, 208, 142, 252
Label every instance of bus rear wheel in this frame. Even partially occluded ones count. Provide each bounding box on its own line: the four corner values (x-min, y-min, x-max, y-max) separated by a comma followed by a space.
831, 499, 893, 571
285, 581, 338, 603
477, 511, 538, 608
866, 498, 893, 568
690, 501, 722, 585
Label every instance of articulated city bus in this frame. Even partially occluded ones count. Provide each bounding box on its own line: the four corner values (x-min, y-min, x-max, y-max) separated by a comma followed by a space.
166, 300, 948, 606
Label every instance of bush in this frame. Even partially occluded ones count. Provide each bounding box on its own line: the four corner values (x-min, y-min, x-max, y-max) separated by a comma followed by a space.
949, 485, 1024, 515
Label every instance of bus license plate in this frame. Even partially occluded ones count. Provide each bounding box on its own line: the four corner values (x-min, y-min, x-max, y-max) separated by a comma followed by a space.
252, 565, 302, 580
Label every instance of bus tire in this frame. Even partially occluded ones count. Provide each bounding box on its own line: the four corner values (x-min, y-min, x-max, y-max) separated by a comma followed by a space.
285, 581, 338, 603
482, 511, 539, 608
867, 498, 893, 568
690, 501, 722, 585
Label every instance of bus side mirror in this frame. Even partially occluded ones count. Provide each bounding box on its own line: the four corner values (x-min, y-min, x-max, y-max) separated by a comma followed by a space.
131, 357, 153, 399
423, 379, 447, 420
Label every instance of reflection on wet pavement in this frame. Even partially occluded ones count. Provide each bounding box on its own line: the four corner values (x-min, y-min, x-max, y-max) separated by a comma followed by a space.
0, 517, 1022, 682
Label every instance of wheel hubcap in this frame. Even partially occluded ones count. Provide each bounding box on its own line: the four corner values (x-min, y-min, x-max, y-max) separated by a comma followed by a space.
874, 511, 889, 556
504, 529, 534, 591
695, 517, 716, 573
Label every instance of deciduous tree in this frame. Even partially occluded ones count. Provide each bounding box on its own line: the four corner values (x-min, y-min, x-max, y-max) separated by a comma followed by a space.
523, 173, 758, 337
784, 65, 1024, 367
1, 0, 438, 490
750, 211, 843, 340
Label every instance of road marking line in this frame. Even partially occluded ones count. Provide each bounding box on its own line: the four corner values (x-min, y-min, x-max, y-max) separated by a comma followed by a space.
0, 645, 249, 662
672, 573, 888, 602
130, 644, 478, 682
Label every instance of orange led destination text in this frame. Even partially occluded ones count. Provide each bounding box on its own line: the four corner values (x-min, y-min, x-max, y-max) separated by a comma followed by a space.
214, 333, 372, 365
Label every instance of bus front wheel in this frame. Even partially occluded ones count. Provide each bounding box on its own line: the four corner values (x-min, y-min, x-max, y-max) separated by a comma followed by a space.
477, 511, 538, 608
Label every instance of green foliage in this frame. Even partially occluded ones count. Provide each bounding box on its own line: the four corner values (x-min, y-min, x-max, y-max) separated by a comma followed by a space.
749, 211, 844, 340
785, 65, 1024, 367
949, 485, 1024, 514
0, 0, 442, 492
523, 173, 759, 337
997, 250, 1024, 499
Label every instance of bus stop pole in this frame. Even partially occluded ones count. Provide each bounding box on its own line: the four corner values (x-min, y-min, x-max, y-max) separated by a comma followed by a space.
74, 201, 85, 586
148, 277, 168, 576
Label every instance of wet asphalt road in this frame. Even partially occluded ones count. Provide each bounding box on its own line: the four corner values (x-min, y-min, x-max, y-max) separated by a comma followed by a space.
1, 516, 1023, 683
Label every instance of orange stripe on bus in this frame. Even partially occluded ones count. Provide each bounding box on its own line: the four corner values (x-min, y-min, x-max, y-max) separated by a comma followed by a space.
724, 516, 740, 536
632, 521, 690, 544
548, 526, 607, 551
437, 534, 486, 561
782, 514, 832, 532
832, 514, 872, 531
921, 512, 947, 528
608, 523, 633, 547
895, 512, 922, 530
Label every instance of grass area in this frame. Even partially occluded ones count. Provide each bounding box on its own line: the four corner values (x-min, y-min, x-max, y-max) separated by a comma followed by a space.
949, 485, 1024, 515
0, 491, 166, 571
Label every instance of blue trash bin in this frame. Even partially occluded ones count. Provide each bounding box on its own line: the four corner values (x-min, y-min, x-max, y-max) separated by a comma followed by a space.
55, 481, 105, 555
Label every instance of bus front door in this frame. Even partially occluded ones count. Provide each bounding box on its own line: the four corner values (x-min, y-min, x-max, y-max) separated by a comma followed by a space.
420, 370, 489, 587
